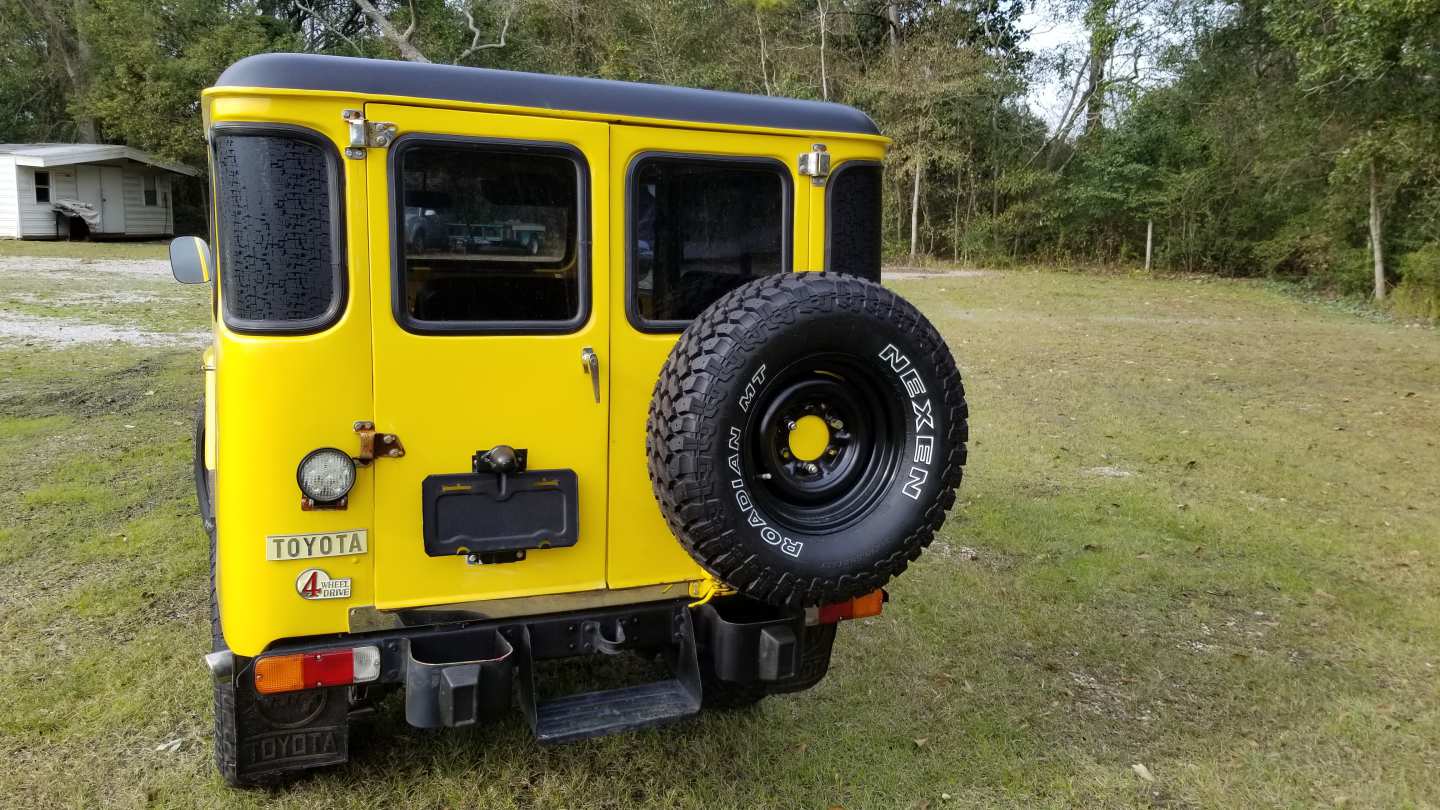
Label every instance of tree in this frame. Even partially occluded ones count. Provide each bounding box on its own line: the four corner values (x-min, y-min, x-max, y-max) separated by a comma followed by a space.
1269, 0, 1440, 299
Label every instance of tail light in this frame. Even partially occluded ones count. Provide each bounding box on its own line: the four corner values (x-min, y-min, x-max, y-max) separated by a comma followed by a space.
253, 645, 381, 695
813, 589, 886, 624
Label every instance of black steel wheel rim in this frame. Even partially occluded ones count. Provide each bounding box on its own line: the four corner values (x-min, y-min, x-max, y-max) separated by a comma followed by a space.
745, 353, 905, 533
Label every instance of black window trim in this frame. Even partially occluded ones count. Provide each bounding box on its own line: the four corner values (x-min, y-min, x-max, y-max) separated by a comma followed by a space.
624, 151, 794, 334
823, 159, 884, 280
34, 170, 50, 204
210, 122, 348, 336
388, 133, 592, 336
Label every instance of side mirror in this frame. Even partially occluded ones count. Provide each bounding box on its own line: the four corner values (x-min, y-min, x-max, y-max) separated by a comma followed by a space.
169, 236, 213, 284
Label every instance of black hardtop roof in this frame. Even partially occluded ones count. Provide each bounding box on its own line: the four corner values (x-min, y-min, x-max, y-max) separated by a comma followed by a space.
216, 54, 881, 137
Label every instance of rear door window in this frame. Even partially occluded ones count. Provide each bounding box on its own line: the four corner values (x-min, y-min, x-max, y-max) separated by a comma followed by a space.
629, 156, 789, 328
394, 141, 584, 332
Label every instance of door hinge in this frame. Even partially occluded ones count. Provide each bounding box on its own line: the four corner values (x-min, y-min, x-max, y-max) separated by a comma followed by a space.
341, 109, 398, 159
798, 143, 831, 186
353, 420, 405, 465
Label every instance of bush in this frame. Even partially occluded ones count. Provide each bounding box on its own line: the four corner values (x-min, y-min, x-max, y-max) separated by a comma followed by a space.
1392, 244, 1440, 321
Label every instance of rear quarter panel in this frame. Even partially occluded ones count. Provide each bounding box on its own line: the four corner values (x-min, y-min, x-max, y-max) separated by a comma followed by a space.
207, 93, 375, 657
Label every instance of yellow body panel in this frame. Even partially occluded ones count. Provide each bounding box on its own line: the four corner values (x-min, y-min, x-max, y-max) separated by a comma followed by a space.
604, 124, 818, 589
209, 94, 376, 656
365, 104, 611, 609
201, 85, 887, 656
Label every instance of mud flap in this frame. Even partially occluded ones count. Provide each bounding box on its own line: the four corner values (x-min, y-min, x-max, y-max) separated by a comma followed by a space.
232, 667, 349, 783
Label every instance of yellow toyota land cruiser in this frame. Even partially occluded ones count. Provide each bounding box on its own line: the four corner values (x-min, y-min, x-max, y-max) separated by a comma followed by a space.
170, 53, 968, 786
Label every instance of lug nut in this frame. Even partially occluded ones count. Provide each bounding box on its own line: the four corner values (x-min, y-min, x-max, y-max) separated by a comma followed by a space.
828, 418, 844, 430
780, 448, 791, 459
803, 462, 819, 474
785, 420, 797, 431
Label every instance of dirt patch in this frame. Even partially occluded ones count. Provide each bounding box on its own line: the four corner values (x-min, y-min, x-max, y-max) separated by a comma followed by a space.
885, 268, 995, 280
0, 256, 172, 281
5, 290, 182, 306
0, 311, 206, 348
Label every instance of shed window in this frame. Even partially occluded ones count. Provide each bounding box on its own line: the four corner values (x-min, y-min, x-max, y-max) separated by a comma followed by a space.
825, 163, 882, 281
395, 142, 582, 330
214, 130, 344, 332
34, 171, 50, 204
143, 175, 157, 206
630, 157, 788, 326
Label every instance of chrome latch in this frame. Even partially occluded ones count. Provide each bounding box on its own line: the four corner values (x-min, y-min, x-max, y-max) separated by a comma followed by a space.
341, 110, 397, 158
343, 109, 366, 159
366, 120, 398, 148
798, 143, 831, 185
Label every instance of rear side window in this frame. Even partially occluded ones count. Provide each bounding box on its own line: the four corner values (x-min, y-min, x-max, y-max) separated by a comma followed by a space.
630, 156, 789, 328
214, 130, 344, 332
394, 141, 583, 332
826, 162, 882, 281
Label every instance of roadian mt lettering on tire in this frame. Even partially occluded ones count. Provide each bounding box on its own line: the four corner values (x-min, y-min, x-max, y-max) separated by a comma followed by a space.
647, 273, 967, 607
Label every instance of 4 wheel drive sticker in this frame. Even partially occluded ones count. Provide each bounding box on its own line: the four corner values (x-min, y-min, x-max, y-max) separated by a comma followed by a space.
266, 529, 367, 561
727, 426, 804, 559
295, 568, 352, 600
879, 343, 937, 501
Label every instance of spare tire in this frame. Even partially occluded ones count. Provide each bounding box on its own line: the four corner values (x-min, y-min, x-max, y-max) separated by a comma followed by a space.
647, 272, 967, 607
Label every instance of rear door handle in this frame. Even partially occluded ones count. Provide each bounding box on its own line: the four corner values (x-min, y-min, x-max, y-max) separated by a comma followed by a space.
581, 347, 600, 403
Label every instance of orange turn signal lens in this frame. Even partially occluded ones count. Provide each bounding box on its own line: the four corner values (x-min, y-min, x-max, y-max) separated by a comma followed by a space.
850, 589, 885, 619
816, 589, 886, 624
254, 653, 308, 694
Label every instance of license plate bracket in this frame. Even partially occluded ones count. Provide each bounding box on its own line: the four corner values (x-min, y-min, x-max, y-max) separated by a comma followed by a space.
421, 469, 579, 558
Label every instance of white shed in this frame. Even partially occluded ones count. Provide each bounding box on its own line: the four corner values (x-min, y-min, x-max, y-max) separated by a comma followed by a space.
0, 144, 199, 240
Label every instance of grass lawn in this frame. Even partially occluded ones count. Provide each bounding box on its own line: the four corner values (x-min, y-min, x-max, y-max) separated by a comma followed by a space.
0, 256, 1436, 808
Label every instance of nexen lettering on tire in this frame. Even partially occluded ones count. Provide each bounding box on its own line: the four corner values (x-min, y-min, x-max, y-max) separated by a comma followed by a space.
647, 272, 968, 608
877, 342, 937, 500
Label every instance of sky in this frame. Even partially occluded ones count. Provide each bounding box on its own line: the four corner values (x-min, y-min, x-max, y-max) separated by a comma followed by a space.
1018, 1, 1087, 130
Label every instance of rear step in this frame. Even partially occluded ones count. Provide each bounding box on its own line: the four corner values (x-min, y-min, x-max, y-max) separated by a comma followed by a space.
514, 606, 702, 743
533, 680, 700, 742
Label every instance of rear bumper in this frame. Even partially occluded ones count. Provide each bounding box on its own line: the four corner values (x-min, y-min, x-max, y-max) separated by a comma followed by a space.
226, 595, 833, 736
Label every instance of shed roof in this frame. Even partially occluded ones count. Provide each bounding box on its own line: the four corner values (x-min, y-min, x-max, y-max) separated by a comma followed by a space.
215, 54, 882, 137
0, 144, 199, 176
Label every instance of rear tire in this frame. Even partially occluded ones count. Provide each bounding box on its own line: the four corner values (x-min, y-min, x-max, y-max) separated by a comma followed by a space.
648, 273, 967, 607
199, 400, 246, 786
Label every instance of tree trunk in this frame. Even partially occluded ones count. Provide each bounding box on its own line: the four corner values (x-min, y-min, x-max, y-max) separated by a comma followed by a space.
816, 0, 829, 100
354, 0, 431, 63
754, 8, 771, 95
1082, 0, 1113, 136
886, 1, 900, 57
909, 159, 923, 260
1369, 158, 1386, 301
70, 0, 96, 142
18, 0, 98, 141
952, 171, 961, 263
1144, 219, 1153, 272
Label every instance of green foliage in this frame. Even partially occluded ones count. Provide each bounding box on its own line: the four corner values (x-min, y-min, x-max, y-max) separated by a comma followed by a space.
1392, 244, 1440, 321
79, 0, 295, 168
0, 0, 1436, 295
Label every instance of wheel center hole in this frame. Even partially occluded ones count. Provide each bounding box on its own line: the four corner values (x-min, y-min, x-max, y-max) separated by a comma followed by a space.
786, 415, 831, 462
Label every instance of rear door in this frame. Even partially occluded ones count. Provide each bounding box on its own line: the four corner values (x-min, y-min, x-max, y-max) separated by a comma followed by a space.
366, 104, 610, 609
605, 124, 815, 589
